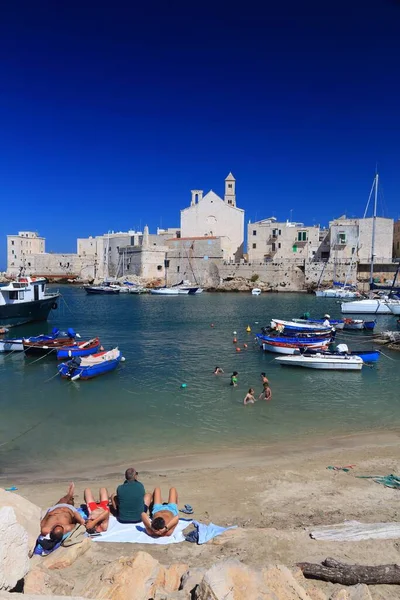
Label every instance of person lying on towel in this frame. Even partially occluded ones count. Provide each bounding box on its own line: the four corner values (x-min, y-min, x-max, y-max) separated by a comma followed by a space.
40, 483, 86, 540
141, 487, 180, 537
84, 487, 111, 533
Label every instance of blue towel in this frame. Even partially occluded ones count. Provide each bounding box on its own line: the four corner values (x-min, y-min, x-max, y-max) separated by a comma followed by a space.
185, 520, 237, 544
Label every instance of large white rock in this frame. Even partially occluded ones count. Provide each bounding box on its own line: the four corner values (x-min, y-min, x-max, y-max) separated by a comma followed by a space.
0, 488, 41, 551
0, 506, 30, 590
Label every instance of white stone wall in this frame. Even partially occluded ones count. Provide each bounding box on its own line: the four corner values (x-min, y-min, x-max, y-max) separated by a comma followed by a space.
120, 245, 168, 280
394, 220, 400, 258
247, 221, 322, 262
329, 217, 394, 263
7, 232, 45, 273
181, 190, 244, 260
9, 252, 96, 280
166, 237, 223, 286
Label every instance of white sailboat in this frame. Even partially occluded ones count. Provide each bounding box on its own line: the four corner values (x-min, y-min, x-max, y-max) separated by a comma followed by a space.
341, 174, 400, 315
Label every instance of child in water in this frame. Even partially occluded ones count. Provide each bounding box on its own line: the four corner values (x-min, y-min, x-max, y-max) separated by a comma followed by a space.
244, 388, 255, 405
214, 366, 224, 375
230, 371, 238, 386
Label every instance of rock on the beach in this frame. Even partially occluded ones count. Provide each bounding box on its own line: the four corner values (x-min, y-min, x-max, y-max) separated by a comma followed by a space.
0, 595, 95, 600
81, 551, 187, 600
196, 560, 322, 600
0, 506, 30, 590
330, 586, 372, 600
42, 538, 91, 570
180, 568, 205, 595
24, 566, 74, 596
0, 488, 41, 552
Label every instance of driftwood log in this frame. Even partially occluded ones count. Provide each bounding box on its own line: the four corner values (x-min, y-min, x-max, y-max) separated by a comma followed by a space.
297, 557, 400, 585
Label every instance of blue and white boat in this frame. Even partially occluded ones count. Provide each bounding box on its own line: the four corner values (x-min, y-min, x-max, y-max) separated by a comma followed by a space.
303, 344, 380, 363
56, 337, 101, 360
271, 318, 333, 334
292, 317, 345, 330
58, 347, 123, 381
0, 327, 67, 353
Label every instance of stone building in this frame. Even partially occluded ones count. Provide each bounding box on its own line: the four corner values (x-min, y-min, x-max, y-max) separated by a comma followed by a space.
77, 230, 143, 279
247, 218, 322, 263
165, 236, 223, 287
393, 220, 400, 259
329, 216, 394, 264
180, 173, 244, 261
7, 231, 45, 274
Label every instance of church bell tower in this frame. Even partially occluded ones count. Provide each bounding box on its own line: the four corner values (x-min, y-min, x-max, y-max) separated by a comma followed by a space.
224, 172, 236, 206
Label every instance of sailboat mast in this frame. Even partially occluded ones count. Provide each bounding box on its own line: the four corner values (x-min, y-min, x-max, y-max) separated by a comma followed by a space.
369, 173, 378, 288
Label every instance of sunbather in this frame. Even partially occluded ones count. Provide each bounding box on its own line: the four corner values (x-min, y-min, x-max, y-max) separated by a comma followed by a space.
84, 487, 110, 533
141, 487, 179, 537
40, 483, 86, 537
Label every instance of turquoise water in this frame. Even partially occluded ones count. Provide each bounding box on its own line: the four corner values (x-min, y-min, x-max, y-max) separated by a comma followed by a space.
1, 287, 400, 480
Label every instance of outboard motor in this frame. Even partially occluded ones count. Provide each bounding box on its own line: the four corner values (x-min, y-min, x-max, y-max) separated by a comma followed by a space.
67, 356, 81, 377
67, 327, 76, 339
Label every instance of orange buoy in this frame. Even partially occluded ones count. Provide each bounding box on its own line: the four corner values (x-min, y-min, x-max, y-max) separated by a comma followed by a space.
233, 337, 237, 344
243, 343, 248, 348
236, 347, 241, 352
211, 324, 215, 328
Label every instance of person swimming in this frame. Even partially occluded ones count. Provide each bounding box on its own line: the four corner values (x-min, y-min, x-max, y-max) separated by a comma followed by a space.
214, 366, 224, 375
230, 371, 238, 386
244, 388, 255, 405
259, 382, 272, 401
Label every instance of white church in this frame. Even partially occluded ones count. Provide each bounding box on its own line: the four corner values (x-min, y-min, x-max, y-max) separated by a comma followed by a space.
180, 173, 245, 261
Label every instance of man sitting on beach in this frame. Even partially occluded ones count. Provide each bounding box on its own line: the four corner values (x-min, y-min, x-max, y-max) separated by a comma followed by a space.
40, 483, 86, 538
84, 487, 111, 533
141, 487, 179, 537
111, 468, 152, 524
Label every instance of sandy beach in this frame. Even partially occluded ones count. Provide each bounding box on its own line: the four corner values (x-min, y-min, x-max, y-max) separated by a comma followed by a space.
7, 429, 400, 599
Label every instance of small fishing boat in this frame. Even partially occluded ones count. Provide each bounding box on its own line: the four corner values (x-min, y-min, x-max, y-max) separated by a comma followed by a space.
23, 328, 80, 355
0, 328, 69, 353
261, 340, 330, 354
56, 338, 101, 360
303, 343, 380, 363
292, 317, 345, 330
84, 285, 120, 294
271, 319, 333, 334
58, 348, 123, 380
275, 354, 364, 370
343, 318, 376, 331
252, 288, 261, 296
389, 304, 400, 316
150, 288, 180, 295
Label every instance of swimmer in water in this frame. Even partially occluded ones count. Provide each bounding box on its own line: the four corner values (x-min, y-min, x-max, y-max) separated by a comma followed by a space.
259, 382, 272, 401
214, 366, 224, 375
230, 371, 238, 386
244, 388, 255, 405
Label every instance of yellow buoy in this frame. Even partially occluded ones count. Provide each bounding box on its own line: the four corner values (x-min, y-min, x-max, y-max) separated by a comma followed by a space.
246, 325, 251, 333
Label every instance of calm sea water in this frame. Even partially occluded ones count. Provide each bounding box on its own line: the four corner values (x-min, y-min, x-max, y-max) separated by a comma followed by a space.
1, 287, 399, 480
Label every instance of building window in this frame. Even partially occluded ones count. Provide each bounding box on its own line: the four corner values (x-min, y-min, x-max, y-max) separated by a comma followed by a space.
11, 240, 14, 245
157, 265, 163, 271
177, 266, 180, 273
11, 249, 14, 254
292, 245, 297, 253
253, 230, 257, 236
351, 247, 356, 255
278, 243, 281, 249
297, 231, 307, 242
278, 229, 281, 235
272, 229, 278, 238
28, 262, 31, 267
338, 233, 346, 244
272, 243, 276, 251
228, 183, 232, 188
252, 243, 257, 249
177, 232, 181, 238
9, 291, 18, 300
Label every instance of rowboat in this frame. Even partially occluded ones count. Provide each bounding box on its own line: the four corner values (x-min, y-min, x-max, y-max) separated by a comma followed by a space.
262, 340, 329, 354
56, 338, 101, 360
292, 318, 345, 330
343, 318, 376, 331
275, 354, 364, 370
58, 348, 123, 380
0, 328, 71, 353
271, 319, 333, 334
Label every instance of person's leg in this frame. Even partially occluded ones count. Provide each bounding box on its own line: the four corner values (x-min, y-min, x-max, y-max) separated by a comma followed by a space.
153, 487, 162, 505
84, 488, 95, 505
55, 482, 75, 506
144, 492, 153, 508
168, 487, 178, 504
99, 487, 108, 502
110, 493, 118, 512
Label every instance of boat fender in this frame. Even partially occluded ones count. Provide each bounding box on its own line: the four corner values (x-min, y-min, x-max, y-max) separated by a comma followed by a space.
243, 343, 248, 348
233, 331, 237, 335
121, 356, 126, 362
52, 302, 58, 310
71, 374, 81, 382
181, 383, 187, 388
68, 350, 72, 357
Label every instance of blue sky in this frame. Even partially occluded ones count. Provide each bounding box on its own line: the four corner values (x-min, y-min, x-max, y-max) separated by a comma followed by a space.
1, 0, 400, 269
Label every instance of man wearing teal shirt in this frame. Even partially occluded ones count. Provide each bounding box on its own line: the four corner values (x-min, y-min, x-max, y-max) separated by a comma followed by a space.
112, 468, 152, 524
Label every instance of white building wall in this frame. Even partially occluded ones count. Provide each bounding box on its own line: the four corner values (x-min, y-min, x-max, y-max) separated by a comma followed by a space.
7, 231, 45, 274
247, 220, 321, 262
329, 217, 394, 263
181, 190, 244, 261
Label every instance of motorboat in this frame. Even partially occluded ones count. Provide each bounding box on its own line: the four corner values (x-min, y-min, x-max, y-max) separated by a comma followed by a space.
0, 276, 59, 328
23, 328, 79, 355
303, 343, 380, 363
315, 288, 360, 298
275, 354, 364, 370
341, 298, 398, 315
261, 339, 330, 354
343, 318, 376, 331
84, 285, 120, 295
58, 348, 123, 380
150, 288, 180, 295
271, 319, 333, 334
252, 288, 261, 296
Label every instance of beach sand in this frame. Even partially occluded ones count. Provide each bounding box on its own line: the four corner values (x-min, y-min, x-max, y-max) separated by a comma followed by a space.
7, 429, 400, 599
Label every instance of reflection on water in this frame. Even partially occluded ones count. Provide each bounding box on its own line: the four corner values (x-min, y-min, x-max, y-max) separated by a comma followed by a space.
0, 287, 399, 478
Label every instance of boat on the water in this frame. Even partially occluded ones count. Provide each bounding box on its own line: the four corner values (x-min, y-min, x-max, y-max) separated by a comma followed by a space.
150, 288, 180, 295
271, 319, 333, 334
303, 343, 380, 363
0, 328, 68, 353
389, 304, 400, 316
0, 276, 59, 328
252, 288, 261, 296
292, 317, 345, 330
343, 318, 376, 331
256, 333, 332, 354
341, 298, 398, 315
315, 288, 360, 298
23, 328, 79, 355
56, 337, 101, 360
84, 285, 120, 295
275, 354, 364, 370
58, 348, 122, 380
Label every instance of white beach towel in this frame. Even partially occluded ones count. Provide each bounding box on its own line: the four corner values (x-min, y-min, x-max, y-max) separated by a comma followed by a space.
91, 515, 192, 544
310, 520, 400, 542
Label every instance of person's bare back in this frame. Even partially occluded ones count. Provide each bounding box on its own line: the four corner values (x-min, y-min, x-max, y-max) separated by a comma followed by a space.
40, 483, 85, 535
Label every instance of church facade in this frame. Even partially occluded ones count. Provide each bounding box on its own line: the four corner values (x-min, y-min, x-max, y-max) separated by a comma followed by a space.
180, 173, 245, 261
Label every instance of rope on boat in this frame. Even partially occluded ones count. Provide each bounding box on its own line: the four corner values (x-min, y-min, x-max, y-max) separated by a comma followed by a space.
26, 347, 58, 365
59, 293, 75, 315
378, 350, 397, 362
0, 412, 55, 448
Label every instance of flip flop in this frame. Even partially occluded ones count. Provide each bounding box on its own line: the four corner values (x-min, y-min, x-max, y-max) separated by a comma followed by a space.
5, 486, 18, 491
179, 504, 194, 515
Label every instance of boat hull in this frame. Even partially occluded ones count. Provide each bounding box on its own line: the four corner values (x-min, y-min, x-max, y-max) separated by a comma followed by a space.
0, 295, 59, 328
271, 319, 332, 334
150, 289, 180, 295
304, 349, 380, 362
0, 339, 24, 352
389, 305, 400, 315
24, 338, 77, 356
262, 341, 328, 354
341, 300, 393, 314
275, 355, 363, 370
84, 287, 120, 294
56, 339, 101, 360
58, 350, 122, 380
